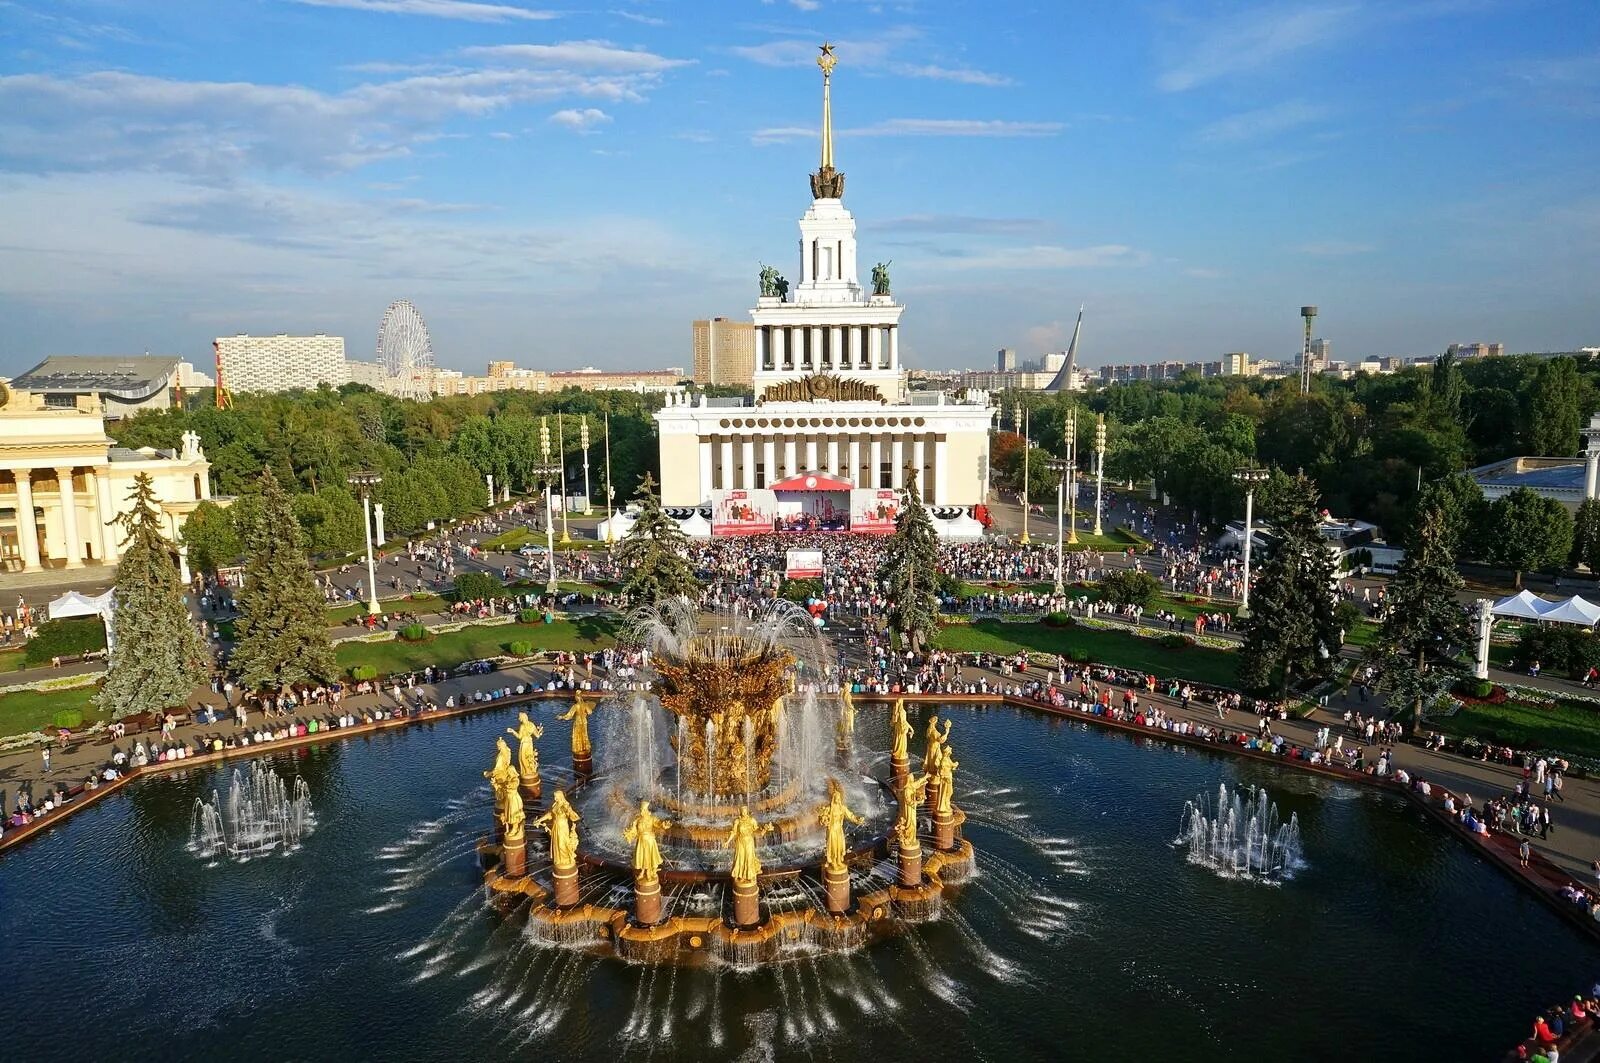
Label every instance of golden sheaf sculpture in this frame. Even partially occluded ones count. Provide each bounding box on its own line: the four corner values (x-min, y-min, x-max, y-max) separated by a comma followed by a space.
758, 373, 883, 405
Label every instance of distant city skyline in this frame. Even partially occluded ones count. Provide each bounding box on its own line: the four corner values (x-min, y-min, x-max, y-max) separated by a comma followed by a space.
0, 1, 1595, 377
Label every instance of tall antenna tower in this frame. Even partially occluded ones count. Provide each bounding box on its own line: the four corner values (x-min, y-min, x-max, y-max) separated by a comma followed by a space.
1299, 305, 1318, 394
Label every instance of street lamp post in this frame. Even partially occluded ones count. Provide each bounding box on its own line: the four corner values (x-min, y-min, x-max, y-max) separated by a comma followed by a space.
603, 412, 615, 545
1044, 456, 1070, 596
557, 413, 571, 545
347, 470, 383, 617
1093, 415, 1106, 537
581, 416, 593, 516
1065, 407, 1079, 545
1019, 407, 1031, 545
534, 418, 561, 595
1233, 466, 1269, 619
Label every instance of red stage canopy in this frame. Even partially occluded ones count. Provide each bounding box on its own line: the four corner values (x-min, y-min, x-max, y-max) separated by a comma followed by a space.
767, 473, 854, 492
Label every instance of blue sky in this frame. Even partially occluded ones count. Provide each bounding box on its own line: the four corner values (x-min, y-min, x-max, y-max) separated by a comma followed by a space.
0, 0, 1595, 375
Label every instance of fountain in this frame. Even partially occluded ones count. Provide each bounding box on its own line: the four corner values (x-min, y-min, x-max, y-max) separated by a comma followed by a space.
189, 761, 315, 860
1177, 782, 1304, 880
476, 597, 978, 964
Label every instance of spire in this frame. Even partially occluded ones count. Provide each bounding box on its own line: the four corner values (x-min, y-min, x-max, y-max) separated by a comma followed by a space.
1045, 305, 1084, 392
810, 42, 845, 199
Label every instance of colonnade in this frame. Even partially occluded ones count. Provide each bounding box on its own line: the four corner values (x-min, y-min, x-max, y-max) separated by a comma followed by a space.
696, 431, 945, 501
755, 324, 898, 374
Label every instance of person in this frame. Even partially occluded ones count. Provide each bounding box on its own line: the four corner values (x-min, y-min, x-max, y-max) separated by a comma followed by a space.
1534, 1014, 1557, 1044
1521, 839, 1533, 869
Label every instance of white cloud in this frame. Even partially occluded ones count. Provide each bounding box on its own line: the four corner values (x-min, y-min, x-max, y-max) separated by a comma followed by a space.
753, 118, 1061, 143
890, 63, 1015, 87
1157, 4, 1359, 92
610, 9, 666, 26
732, 32, 1013, 89
550, 107, 612, 130
462, 40, 694, 73
789, 0, 822, 10
1196, 99, 1332, 142
290, 0, 557, 21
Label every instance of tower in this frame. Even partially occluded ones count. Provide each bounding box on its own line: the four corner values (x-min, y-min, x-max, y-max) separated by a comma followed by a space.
1299, 305, 1318, 394
1045, 306, 1084, 392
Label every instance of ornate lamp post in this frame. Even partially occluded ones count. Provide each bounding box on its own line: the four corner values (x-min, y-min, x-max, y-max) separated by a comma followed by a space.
556, 413, 571, 545
1064, 407, 1079, 545
1093, 414, 1107, 537
603, 412, 616, 545
1044, 456, 1070, 596
533, 418, 561, 594
1019, 407, 1031, 545
580, 416, 593, 516
1233, 466, 1269, 618
346, 470, 383, 617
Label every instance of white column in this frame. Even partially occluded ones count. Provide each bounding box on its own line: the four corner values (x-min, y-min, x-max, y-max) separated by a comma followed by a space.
783, 438, 798, 476
1474, 599, 1493, 680
13, 470, 40, 570
720, 439, 735, 491
870, 439, 883, 489
93, 467, 118, 563
848, 438, 861, 486
485, 473, 494, 508
755, 328, 768, 373
810, 326, 823, 370
199, 467, 211, 500
827, 438, 839, 475
851, 326, 864, 368
912, 440, 925, 497
763, 438, 777, 488
178, 544, 191, 584
374, 502, 386, 544
934, 438, 949, 505
741, 440, 756, 489
891, 438, 905, 488
698, 441, 714, 498
1586, 451, 1599, 500
55, 468, 83, 567
805, 438, 818, 471
773, 327, 787, 370
889, 327, 900, 371
829, 326, 843, 370
869, 327, 882, 370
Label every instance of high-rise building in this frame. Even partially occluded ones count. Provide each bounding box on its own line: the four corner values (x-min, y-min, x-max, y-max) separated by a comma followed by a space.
997, 348, 1017, 371
214, 333, 347, 394
1447, 342, 1505, 358
1309, 337, 1332, 369
1223, 352, 1252, 377
692, 318, 756, 388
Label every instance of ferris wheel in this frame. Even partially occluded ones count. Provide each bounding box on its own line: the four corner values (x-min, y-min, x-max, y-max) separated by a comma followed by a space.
375, 299, 435, 400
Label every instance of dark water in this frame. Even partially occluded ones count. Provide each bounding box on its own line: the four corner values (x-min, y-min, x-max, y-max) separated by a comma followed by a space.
3, 699, 1596, 1062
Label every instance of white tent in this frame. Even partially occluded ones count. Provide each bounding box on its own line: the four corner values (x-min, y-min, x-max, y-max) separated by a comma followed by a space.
937, 513, 987, 541
678, 512, 712, 539
46, 588, 117, 651
596, 513, 636, 542
1540, 595, 1600, 626
1491, 590, 1558, 620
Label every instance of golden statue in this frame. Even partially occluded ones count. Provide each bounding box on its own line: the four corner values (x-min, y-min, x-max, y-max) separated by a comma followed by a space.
818, 778, 865, 875
557, 695, 597, 758
725, 805, 771, 885
922, 716, 952, 775
935, 742, 959, 817
623, 800, 671, 884
889, 699, 913, 760
532, 789, 582, 869
502, 781, 526, 843
837, 687, 856, 741
894, 771, 930, 851
508, 711, 543, 778
483, 737, 516, 819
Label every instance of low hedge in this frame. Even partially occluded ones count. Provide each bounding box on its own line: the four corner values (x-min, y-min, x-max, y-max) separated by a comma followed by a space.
508, 640, 534, 657
398, 623, 430, 642
52, 708, 84, 729
518, 608, 541, 624
350, 664, 379, 681
24, 617, 107, 666
1042, 612, 1076, 628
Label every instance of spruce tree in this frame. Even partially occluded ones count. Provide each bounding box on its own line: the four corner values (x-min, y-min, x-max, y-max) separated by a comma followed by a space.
1236, 473, 1341, 696
231, 468, 337, 692
615, 473, 698, 606
1367, 504, 1470, 732
1572, 498, 1600, 572
98, 473, 211, 720
877, 480, 941, 653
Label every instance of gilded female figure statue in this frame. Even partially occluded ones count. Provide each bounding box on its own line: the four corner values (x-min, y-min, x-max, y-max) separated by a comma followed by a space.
922, 716, 951, 775
837, 687, 856, 742
894, 771, 930, 850
935, 742, 959, 817
484, 737, 515, 818
502, 781, 526, 843
889, 699, 913, 761
725, 806, 770, 885
532, 789, 582, 869
557, 696, 596, 757
507, 711, 543, 778
624, 800, 671, 884
818, 779, 865, 875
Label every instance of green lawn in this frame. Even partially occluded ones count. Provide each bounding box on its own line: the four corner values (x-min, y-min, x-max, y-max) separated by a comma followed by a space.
1435, 698, 1600, 761
932, 619, 1239, 687
0, 649, 29, 673
0, 685, 104, 737
335, 615, 620, 676
326, 593, 447, 624
480, 528, 534, 552
1343, 620, 1381, 648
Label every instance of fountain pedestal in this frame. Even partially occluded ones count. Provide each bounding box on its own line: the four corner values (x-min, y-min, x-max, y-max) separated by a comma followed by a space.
551, 862, 580, 907
572, 751, 593, 781
925, 780, 941, 813
730, 877, 761, 928
633, 876, 663, 926
897, 838, 923, 887
501, 836, 528, 877
891, 753, 909, 786
519, 773, 543, 806
823, 864, 851, 915
933, 807, 956, 851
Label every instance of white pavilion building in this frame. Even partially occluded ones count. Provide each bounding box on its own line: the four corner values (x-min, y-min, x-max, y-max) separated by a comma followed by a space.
655, 44, 994, 525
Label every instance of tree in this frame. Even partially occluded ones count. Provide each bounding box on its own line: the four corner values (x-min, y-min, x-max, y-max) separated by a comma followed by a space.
97, 473, 210, 720
614, 473, 697, 605
1410, 474, 1484, 556
1097, 569, 1160, 609
877, 480, 941, 653
1236, 473, 1341, 695
1366, 505, 1471, 733
231, 468, 338, 691
1573, 498, 1600, 572
454, 571, 501, 602
179, 499, 242, 575
1526, 357, 1581, 456
1482, 486, 1574, 588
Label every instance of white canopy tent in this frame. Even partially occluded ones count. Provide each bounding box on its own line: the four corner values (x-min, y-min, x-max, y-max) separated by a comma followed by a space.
46, 588, 117, 651
1540, 596, 1600, 626
677, 512, 712, 539
935, 513, 987, 541
596, 513, 637, 542
1491, 590, 1559, 620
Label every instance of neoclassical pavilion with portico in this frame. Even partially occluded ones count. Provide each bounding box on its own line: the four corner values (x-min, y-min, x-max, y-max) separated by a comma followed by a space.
0, 385, 213, 573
